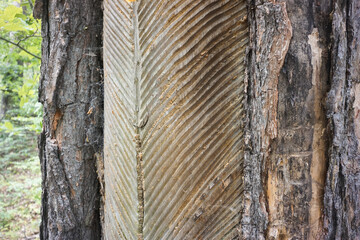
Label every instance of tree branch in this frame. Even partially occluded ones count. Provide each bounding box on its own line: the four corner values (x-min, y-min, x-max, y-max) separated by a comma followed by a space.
17, 30, 40, 45
27, 0, 34, 11
0, 36, 41, 60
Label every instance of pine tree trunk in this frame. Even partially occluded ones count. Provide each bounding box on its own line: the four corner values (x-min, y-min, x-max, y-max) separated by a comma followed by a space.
38, 0, 359, 239
38, 0, 103, 239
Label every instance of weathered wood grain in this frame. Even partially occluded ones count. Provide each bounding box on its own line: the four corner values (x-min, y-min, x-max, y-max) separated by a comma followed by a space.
103, 0, 248, 239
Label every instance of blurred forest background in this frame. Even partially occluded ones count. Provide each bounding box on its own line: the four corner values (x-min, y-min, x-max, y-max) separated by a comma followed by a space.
0, 0, 42, 239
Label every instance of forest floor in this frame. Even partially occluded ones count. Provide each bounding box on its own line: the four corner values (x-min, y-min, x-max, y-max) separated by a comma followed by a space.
0, 131, 41, 240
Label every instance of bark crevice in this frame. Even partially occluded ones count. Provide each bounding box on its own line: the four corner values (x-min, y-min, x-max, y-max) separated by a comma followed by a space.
242, 1, 292, 239
38, 0, 103, 239
324, 0, 360, 239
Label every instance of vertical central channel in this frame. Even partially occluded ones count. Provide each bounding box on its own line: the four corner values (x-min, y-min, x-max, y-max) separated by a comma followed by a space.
132, 2, 145, 239
104, 0, 249, 239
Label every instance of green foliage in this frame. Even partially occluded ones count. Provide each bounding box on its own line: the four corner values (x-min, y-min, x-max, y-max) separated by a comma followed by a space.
0, 1, 42, 239
0, 152, 41, 239
0, 0, 42, 132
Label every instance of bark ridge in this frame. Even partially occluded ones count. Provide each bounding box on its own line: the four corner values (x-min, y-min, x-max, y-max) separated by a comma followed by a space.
39, 0, 103, 239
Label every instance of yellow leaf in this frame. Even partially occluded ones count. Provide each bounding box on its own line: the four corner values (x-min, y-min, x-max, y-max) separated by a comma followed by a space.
1, 5, 22, 21
4, 121, 14, 130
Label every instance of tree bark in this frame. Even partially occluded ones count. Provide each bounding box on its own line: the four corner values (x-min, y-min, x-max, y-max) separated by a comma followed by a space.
37, 0, 360, 239
0, 94, 9, 120
324, 0, 360, 239
241, 1, 292, 238
38, 0, 103, 239
244, 0, 359, 239
245, 0, 330, 239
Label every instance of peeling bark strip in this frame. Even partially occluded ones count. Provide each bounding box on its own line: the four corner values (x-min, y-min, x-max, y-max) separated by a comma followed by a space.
265, 0, 332, 238
324, 0, 360, 239
308, 28, 328, 239
38, 0, 103, 239
244, 0, 335, 239
242, 1, 292, 239
103, 0, 248, 239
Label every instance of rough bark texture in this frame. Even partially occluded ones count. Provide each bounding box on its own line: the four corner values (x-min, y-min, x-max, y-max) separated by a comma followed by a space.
241, 1, 292, 239
36, 0, 360, 239
244, 0, 333, 239
266, 1, 332, 239
324, 0, 360, 239
38, 0, 103, 239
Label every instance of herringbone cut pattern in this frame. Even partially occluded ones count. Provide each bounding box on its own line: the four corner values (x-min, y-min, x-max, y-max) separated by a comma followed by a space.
103, 0, 248, 239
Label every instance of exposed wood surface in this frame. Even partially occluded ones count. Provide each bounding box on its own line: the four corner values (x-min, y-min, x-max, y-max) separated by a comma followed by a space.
103, 0, 248, 239
244, 0, 333, 239
242, 1, 292, 239
37, 0, 360, 239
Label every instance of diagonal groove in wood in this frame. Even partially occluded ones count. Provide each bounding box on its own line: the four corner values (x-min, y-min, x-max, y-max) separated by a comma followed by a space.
104, 0, 248, 239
